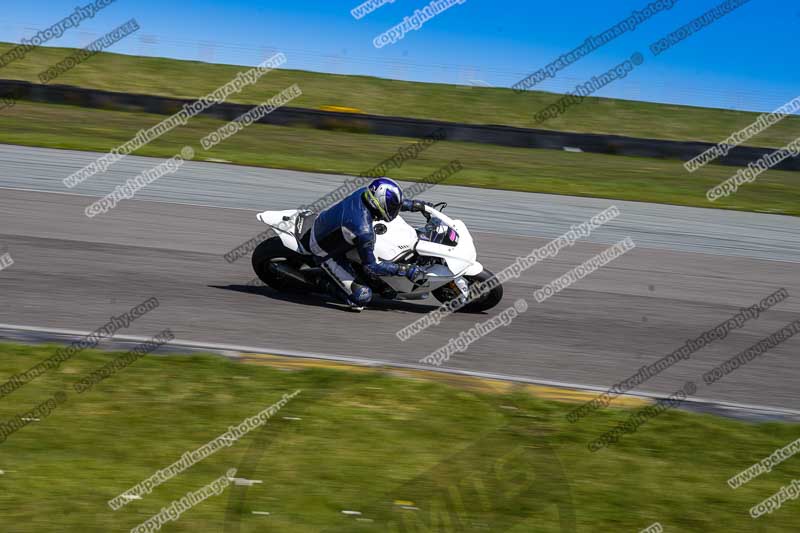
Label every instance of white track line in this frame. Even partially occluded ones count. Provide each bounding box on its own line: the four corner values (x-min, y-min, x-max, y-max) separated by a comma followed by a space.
1, 322, 799, 419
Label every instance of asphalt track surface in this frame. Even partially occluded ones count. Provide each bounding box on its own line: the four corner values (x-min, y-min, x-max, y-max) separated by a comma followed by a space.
0, 144, 799, 416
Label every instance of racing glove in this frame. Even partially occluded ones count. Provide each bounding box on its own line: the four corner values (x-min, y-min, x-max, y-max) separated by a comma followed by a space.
408, 200, 434, 213
398, 264, 425, 282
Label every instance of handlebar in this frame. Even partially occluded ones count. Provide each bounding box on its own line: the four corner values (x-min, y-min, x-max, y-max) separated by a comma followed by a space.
422, 201, 447, 221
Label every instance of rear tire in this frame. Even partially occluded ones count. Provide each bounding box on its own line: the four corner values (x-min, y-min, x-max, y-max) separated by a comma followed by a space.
433, 269, 504, 313
251, 237, 309, 292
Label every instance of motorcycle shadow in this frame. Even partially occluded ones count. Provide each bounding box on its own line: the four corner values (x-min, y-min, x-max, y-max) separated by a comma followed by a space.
209, 283, 443, 314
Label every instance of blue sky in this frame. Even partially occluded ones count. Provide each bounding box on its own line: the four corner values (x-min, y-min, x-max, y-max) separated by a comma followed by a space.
0, 0, 797, 112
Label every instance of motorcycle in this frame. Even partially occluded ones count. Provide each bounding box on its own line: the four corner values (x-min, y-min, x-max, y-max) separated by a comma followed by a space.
251, 202, 503, 312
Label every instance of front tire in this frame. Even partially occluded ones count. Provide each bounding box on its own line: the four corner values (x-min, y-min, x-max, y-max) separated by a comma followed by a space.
433, 269, 504, 313
251, 237, 308, 292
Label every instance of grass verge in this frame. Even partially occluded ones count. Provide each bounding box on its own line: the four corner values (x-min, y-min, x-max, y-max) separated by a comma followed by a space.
2, 101, 799, 216
1, 42, 799, 146
0, 342, 799, 532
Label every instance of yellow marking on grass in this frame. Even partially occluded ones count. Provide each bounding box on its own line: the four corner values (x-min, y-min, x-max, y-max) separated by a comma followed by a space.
388, 369, 514, 395
521, 384, 652, 408
240, 353, 374, 373
319, 105, 363, 114
240, 354, 651, 409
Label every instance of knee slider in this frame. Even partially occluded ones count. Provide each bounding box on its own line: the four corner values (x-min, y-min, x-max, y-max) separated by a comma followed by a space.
349, 284, 372, 305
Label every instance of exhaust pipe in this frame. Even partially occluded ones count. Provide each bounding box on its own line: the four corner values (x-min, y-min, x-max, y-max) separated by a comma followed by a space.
268, 262, 312, 286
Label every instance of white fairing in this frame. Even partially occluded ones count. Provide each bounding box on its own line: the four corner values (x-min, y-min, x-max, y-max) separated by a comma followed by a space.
372, 216, 419, 261
369, 207, 483, 295
256, 205, 485, 298
415, 219, 478, 275
256, 209, 301, 252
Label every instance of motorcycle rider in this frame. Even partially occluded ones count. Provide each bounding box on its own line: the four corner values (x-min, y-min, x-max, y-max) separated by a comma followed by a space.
308, 177, 432, 311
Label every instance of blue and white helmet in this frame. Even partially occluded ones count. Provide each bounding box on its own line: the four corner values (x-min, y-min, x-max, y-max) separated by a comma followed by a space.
364, 177, 403, 221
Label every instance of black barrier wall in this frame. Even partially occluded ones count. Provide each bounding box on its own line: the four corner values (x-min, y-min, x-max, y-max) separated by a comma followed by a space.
2, 79, 797, 171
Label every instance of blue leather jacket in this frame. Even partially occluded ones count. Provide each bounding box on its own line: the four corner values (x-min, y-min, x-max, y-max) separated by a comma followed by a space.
312, 187, 413, 277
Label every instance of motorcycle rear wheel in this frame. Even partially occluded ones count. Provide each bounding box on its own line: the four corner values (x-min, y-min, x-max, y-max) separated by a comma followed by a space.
251, 237, 309, 292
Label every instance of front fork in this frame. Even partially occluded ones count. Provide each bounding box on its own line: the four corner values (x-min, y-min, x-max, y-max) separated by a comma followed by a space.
452, 277, 470, 305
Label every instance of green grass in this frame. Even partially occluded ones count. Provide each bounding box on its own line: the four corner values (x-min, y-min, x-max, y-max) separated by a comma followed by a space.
1, 342, 799, 532
1, 42, 799, 147
2, 100, 799, 216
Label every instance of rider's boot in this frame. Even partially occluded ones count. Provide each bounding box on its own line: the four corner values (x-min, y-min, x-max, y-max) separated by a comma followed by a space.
318, 277, 370, 311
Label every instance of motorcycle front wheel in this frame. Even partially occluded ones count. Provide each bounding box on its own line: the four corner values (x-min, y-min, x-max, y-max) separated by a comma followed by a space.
432, 269, 504, 313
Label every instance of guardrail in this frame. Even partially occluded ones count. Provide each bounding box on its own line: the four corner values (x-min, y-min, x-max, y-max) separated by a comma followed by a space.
1, 78, 797, 171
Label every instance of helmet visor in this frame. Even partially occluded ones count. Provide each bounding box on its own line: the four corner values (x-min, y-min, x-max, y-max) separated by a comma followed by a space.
384, 188, 402, 221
